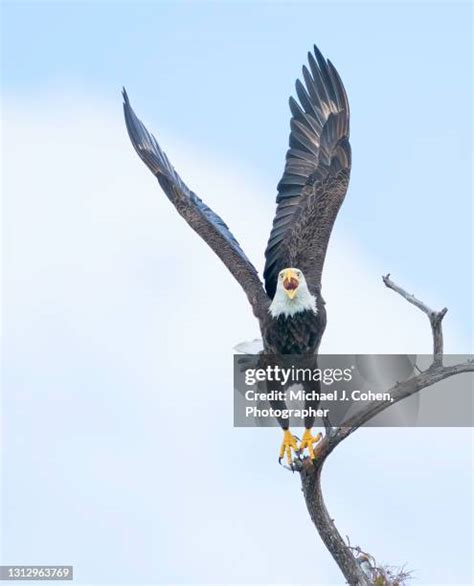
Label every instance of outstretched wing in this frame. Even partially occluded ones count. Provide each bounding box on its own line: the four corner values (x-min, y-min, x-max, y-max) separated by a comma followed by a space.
264, 46, 351, 299
123, 89, 269, 318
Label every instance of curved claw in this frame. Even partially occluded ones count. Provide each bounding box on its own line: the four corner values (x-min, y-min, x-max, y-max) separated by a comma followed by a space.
279, 458, 296, 472
284, 460, 304, 472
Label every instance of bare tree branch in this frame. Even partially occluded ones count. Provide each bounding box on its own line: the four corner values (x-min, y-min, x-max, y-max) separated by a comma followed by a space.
300, 460, 372, 585
382, 273, 448, 365
313, 361, 474, 466
298, 275, 473, 585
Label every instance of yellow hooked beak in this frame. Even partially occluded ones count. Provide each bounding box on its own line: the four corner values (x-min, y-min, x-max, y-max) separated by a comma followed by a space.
282, 268, 300, 299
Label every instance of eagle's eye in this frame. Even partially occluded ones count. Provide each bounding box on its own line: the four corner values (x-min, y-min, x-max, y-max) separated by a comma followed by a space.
296, 270, 301, 277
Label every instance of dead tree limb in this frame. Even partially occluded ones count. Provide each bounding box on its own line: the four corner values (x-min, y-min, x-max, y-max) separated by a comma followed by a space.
299, 275, 474, 585
382, 273, 448, 365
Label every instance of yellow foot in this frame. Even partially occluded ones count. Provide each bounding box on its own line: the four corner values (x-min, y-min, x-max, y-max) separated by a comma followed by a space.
278, 429, 299, 468
299, 428, 323, 459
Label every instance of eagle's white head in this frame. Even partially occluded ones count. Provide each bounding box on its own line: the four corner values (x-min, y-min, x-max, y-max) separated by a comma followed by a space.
269, 267, 317, 318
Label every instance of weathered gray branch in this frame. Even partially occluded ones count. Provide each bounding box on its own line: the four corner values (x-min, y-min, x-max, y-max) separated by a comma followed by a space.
382, 273, 448, 365
301, 461, 372, 585
307, 361, 473, 466
299, 275, 473, 585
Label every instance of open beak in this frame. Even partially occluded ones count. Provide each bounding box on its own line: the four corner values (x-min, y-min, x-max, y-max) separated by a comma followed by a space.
282, 269, 300, 299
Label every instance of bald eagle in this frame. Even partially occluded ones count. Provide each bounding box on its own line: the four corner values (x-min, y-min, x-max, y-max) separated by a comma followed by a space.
123, 45, 351, 467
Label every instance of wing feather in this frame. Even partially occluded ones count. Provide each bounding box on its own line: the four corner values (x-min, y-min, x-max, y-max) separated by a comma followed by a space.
123, 89, 269, 317
264, 46, 351, 298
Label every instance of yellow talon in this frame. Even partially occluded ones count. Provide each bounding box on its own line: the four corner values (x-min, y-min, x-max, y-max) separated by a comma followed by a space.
279, 429, 299, 466
299, 428, 322, 459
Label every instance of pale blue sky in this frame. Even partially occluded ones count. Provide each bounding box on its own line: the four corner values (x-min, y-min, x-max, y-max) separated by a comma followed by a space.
2, 0, 473, 331
1, 2, 473, 585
